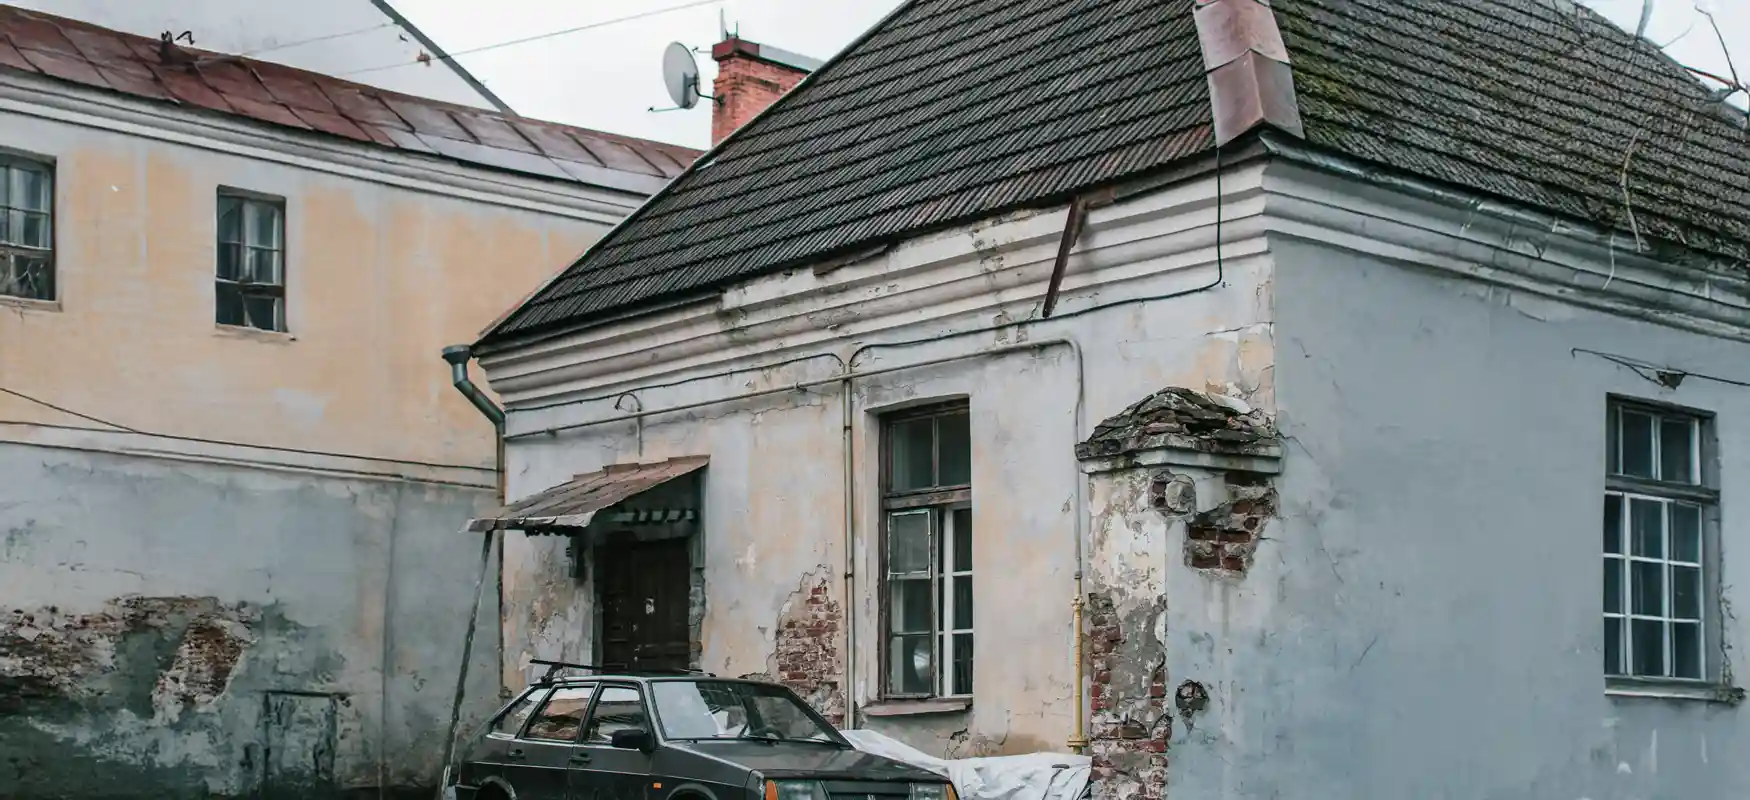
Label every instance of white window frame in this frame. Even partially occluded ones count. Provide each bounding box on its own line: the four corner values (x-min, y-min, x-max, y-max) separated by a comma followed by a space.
1603, 398, 1719, 688
216, 189, 287, 332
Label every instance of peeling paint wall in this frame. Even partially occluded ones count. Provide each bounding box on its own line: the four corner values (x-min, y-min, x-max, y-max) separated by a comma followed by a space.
495, 173, 1279, 763
0, 442, 502, 797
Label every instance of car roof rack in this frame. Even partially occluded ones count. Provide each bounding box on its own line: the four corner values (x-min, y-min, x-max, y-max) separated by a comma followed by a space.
529, 659, 717, 683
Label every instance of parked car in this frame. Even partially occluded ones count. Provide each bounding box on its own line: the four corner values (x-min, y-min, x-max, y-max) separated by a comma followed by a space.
455, 662, 955, 800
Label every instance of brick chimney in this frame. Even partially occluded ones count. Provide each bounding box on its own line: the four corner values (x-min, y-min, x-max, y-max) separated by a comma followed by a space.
710, 36, 820, 145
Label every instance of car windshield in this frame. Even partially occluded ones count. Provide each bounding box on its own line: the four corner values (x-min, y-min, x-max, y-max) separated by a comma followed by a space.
651, 680, 841, 743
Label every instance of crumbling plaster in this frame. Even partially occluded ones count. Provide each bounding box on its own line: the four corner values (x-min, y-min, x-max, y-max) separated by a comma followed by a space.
492, 166, 1280, 760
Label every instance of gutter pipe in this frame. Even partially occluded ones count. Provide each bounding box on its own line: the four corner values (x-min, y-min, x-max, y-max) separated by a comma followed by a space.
437, 344, 507, 800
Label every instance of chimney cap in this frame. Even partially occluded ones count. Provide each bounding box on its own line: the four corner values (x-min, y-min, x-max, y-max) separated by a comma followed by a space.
711, 36, 823, 73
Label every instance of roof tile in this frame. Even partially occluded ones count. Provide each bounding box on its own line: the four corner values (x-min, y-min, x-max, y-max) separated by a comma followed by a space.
480, 0, 1750, 345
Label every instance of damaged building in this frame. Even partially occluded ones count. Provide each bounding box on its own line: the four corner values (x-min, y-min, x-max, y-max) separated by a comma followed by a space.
0, 5, 697, 797
456, 0, 1750, 798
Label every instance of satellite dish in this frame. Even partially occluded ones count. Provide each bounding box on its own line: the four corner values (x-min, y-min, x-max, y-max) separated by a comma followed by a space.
662, 42, 701, 110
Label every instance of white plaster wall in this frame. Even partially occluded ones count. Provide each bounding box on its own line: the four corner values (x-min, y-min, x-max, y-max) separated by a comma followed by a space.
10, 0, 500, 109
491, 164, 1279, 757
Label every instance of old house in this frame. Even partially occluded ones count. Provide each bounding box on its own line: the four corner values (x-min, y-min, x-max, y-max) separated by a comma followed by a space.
464, 0, 1750, 798
0, 5, 696, 798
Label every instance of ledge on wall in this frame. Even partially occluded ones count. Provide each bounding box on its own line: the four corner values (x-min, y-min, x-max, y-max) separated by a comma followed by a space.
860, 698, 972, 717
1076, 386, 1280, 475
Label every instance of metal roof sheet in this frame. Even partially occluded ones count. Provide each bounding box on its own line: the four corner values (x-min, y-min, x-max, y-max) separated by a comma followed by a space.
467, 456, 707, 533
0, 4, 700, 194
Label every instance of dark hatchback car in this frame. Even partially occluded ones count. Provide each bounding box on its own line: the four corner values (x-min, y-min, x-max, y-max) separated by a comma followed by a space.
455, 665, 954, 800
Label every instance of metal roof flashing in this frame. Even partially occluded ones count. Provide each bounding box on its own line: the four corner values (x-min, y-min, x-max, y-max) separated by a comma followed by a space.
1195, 0, 1304, 146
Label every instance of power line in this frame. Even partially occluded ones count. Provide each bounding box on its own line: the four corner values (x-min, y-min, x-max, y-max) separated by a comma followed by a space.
340, 0, 726, 77
0, 386, 493, 473
235, 22, 397, 59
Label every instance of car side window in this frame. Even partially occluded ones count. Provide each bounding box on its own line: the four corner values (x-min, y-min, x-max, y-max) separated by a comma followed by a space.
523, 686, 596, 742
493, 689, 548, 736
583, 686, 648, 745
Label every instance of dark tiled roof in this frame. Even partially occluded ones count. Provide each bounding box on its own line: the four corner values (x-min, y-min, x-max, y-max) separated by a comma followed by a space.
482, 0, 1750, 345
0, 5, 699, 194
1278, 0, 1750, 263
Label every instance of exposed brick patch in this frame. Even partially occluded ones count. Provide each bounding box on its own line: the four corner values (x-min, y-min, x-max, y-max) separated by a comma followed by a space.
1086, 593, 1169, 800
151, 613, 253, 723
1185, 471, 1277, 574
760, 570, 845, 725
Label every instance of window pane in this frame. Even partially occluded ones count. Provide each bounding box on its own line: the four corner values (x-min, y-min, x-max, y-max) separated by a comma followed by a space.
1631, 561, 1663, 616
1660, 418, 1695, 483
218, 196, 243, 243
952, 575, 972, 630
1604, 617, 1624, 675
1629, 498, 1663, 558
250, 201, 283, 249
887, 511, 931, 575
1672, 622, 1702, 680
889, 418, 935, 491
1672, 566, 1701, 620
889, 634, 931, 694
217, 242, 242, 281
216, 282, 245, 326
13, 165, 50, 211
889, 578, 931, 634
493, 689, 547, 735
937, 412, 970, 486
952, 508, 972, 569
2, 254, 51, 300
19, 211, 48, 248
1604, 557, 1623, 614
1603, 495, 1622, 554
1631, 619, 1665, 676
1670, 504, 1701, 564
525, 686, 595, 741
1619, 411, 1654, 477
243, 294, 279, 331
246, 247, 282, 285
583, 687, 646, 744
2, 209, 17, 245
951, 633, 973, 696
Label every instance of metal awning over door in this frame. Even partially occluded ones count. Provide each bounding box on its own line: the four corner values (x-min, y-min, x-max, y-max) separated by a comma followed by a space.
467, 455, 707, 533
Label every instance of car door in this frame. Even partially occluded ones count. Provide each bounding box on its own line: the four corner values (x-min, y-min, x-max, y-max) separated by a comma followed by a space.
462, 688, 549, 789
570, 684, 655, 800
506, 684, 597, 800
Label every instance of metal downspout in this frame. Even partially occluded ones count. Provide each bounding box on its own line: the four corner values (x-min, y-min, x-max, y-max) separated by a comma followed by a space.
438, 345, 506, 799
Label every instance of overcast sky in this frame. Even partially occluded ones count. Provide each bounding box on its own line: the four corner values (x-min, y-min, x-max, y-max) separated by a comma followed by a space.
386, 0, 1748, 150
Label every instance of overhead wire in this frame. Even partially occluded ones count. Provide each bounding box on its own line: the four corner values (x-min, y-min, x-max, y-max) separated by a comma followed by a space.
234, 22, 397, 59
0, 386, 495, 472
339, 0, 726, 78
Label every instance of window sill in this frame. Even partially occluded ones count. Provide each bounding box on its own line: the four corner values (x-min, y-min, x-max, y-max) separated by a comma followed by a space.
861, 698, 971, 717
1606, 677, 1745, 705
0, 295, 60, 313
216, 324, 295, 343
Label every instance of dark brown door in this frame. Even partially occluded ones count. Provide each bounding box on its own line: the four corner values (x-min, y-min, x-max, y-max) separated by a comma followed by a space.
599, 538, 691, 671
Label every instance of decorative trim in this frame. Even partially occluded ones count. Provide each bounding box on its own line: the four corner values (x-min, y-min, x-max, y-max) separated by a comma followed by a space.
0, 72, 642, 225
1194, 0, 1304, 146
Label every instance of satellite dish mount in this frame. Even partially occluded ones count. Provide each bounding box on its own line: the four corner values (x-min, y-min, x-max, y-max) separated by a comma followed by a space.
651, 41, 716, 113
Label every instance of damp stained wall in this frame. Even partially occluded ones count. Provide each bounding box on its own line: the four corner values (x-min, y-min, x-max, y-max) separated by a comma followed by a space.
490, 169, 1279, 759
0, 88, 622, 797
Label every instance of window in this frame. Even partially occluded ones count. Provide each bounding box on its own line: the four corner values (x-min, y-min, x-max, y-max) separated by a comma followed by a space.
492, 688, 547, 736
0, 155, 53, 301
522, 685, 596, 741
881, 403, 973, 698
216, 191, 285, 331
1604, 400, 1716, 682
583, 686, 647, 744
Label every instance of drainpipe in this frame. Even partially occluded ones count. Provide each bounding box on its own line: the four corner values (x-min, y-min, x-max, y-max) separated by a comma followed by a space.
438, 345, 507, 798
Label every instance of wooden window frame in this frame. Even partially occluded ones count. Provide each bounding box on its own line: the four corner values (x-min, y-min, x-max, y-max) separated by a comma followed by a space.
0, 153, 55, 302
216, 188, 288, 332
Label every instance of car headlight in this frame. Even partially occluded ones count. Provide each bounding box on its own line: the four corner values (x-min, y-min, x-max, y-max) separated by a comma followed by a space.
765, 780, 827, 800
912, 783, 958, 800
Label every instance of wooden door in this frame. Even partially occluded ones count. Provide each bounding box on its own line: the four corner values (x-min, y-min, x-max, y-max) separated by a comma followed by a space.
598, 538, 692, 671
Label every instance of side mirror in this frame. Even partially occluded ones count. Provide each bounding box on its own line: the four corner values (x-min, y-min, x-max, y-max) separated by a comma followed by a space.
610, 728, 654, 752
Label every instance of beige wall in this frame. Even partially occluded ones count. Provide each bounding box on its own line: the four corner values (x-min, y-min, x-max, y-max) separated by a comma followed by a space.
0, 110, 608, 469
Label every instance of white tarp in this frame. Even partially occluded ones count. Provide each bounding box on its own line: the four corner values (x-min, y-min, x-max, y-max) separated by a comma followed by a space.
841, 729, 1091, 800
